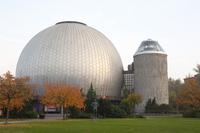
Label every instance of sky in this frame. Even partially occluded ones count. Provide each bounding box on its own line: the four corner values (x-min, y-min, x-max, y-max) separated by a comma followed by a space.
0, 0, 200, 80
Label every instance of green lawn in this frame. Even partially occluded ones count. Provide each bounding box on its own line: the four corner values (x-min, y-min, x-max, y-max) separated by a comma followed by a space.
0, 117, 200, 133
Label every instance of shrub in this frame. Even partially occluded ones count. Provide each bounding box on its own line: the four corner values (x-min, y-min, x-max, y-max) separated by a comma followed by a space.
134, 114, 145, 118
182, 110, 200, 118
97, 98, 112, 118
39, 113, 45, 119
108, 105, 127, 118
145, 98, 159, 113
158, 104, 173, 113
24, 111, 38, 118
129, 114, 145, 118
68, 107, 80, 118
74, 112, 91, 119
145, 98, 173, 113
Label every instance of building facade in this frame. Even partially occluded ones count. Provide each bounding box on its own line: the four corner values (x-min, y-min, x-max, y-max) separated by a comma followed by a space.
123, 39, 169, 113
123, 61, 134, 93
133, 39, 168, 112
123, 70, 134, 92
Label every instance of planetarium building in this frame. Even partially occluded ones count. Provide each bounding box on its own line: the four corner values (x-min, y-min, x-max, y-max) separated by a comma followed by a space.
16, 21, 123, 99
16, 21, 169, 113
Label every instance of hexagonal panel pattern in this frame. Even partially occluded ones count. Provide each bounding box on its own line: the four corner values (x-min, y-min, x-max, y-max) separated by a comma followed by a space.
16, 22, 123, 98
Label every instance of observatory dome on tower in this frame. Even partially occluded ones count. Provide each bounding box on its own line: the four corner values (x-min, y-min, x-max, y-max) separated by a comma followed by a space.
134, 39, 166, 56
134, 39, 168, 112
16, 21, 123, 99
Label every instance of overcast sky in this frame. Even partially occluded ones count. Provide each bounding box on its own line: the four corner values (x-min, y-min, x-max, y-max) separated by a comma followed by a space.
0, 0, 200, 80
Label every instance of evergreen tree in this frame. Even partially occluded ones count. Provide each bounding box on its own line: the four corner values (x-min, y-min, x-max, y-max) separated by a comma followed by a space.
98, 98, 112, 117
85, 83, 97, 113
194, 64, 200, 84
145, 98, 159, 113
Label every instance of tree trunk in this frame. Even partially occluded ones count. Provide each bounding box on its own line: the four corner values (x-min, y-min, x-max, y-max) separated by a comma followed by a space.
65, 108, 69, 120
5, 108, 9, 124
5, 100, 10, 124
176, 105, 179, 114
61, 106, 64, 120
62, 107, 69, 120
131, 106, 135, 116
62, 107, 65, 120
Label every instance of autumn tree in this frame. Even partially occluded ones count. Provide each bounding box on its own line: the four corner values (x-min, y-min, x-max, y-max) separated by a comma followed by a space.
176, 79, 200, 111
41, 84, 85, 119
121, 92, 142, 115
168, 78, 183, 112
0, 71, 32, 124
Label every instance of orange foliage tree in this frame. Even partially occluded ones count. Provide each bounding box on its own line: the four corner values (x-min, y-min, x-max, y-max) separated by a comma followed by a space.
0, 71, 32, 124
41, 84, 85, 119
176, 78, 200, 111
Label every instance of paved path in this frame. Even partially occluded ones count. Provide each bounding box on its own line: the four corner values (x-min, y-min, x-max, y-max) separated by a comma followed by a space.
45, 113, 63, 120
0, 120, 33, 124
0, 118, 63, 124
0, 113, 64, 124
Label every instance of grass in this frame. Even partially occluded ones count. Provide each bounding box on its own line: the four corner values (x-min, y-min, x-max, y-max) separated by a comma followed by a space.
0, 117, 200, 133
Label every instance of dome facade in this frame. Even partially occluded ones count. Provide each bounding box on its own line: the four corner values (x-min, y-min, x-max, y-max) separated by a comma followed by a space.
16, 21, 123, 98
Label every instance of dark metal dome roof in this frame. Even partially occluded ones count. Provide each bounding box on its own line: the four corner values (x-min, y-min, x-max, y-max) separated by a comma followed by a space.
56, 21, 87, 26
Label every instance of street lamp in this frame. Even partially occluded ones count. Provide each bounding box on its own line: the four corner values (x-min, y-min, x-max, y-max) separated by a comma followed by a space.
91, 99, 98, 119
